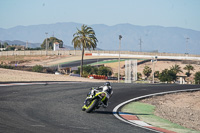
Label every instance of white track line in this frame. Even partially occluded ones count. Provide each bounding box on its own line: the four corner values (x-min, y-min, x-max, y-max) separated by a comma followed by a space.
0, 82, 80, 87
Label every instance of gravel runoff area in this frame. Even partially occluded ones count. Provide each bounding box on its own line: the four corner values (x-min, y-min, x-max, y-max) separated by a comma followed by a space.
0, 68, 105, 82
141, 91, 200, 131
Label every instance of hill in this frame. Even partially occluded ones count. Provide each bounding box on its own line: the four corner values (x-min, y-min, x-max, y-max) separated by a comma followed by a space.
0, 40, 40, 48
0, 22, 200, 54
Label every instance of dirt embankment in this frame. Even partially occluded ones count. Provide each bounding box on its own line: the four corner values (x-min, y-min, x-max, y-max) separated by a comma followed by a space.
0, 68, 105, 82
142, 91, 200, 131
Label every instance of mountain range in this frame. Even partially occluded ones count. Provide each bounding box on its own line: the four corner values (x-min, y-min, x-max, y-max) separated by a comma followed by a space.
0, 22, 200, 55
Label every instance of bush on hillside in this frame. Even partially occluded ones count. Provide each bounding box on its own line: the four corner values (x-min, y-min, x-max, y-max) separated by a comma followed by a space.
194, 71, 200, 84
32, 65, 43, 73
0, 62, 14, 69
74, 65, 112, 77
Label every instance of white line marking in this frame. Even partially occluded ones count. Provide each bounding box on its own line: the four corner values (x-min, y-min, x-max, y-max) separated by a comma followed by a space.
129, 120, 152, 127
0, 82, 81, 87
113, 88, 200, 133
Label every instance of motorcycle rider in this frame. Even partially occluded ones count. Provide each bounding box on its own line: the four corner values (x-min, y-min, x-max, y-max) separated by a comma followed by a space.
83, 82, 113, 109
96, 82, 113, 107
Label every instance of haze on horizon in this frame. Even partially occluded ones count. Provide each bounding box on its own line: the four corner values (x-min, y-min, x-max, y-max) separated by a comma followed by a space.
0, 0, 200, 31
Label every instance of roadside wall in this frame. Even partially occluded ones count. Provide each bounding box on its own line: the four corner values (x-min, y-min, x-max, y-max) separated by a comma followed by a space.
0, 50, 200, 58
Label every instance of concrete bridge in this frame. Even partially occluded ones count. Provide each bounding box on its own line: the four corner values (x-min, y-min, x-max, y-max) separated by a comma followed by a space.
1, 50, 200, 60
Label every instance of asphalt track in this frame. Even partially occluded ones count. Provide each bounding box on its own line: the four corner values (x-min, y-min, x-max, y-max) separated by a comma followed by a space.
0, 82, 200, 133
59, 58, 121, 68
55, 58, 182, 68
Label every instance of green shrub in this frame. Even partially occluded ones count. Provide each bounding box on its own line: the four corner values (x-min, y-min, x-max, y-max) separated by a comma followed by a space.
137, 72, 142, 80
73, 65, 112, 77
158, 69, 176, 83
97, 66, 112, 76
0, 63, 14, 69
32, 65, 43, 73
194, 71, 200, 84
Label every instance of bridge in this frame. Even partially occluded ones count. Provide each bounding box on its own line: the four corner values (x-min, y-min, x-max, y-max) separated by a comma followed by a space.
1, 50, 200, 60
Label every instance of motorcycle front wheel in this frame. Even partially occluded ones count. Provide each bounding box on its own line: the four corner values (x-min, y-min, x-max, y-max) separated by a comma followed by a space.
85, 99, 99, 113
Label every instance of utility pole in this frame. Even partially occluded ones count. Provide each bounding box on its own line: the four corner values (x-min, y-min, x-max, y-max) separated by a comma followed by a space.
26, 41, 28, 49
45, 32, 48, 56
185, 37, 189, 55
52, 31, 54, 37
151, 56, 157, 83
0, 42, 2, 51
139, 38, 142, 52
118, 35, 122, 83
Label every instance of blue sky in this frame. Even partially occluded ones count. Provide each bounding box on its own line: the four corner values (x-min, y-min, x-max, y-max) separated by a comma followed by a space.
0, 0, 200, 31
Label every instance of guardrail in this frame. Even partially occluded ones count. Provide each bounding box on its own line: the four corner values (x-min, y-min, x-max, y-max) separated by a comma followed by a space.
0, 50, 200, 58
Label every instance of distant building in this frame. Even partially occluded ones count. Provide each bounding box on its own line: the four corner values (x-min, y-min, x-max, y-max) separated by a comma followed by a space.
0, 48, 6, 51
53, 42, 66, 51
15, 45, 25, 51
54, 42, 60, 51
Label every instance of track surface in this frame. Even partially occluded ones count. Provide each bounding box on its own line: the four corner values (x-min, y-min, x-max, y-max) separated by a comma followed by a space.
0, 82, 200, 133
59, 58, 120, 68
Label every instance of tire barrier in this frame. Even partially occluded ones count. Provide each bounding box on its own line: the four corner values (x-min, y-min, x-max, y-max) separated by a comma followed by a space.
85, 53, 92, 56
88, 75, 106, 80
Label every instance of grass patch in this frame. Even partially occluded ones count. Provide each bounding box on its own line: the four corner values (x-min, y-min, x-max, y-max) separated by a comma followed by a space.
122, 102, 200, 133
50, 60, 78, 67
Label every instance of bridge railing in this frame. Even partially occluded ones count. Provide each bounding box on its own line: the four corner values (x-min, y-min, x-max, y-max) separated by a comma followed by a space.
0, 50, 200, 57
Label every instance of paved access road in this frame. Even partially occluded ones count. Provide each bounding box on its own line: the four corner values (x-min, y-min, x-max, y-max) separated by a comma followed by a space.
0, 82, 200, 133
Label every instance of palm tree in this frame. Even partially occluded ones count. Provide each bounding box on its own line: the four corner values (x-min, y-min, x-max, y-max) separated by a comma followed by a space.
184, 64, 194, 77
72, 24, 98, 77
170, 64, 183, 74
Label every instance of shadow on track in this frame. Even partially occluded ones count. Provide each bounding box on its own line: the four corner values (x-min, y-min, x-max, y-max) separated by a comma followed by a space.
94, 111, 151, 116
93, 111, 114, 114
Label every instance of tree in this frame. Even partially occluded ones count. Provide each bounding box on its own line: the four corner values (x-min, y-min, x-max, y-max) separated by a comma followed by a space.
158, 69, 177, 83
0, 43, 3, 48
73, 66, 112, 77
143, 65, 152, 78
194, 71, 200, 84
0, 42, 9, 49
184, 64, 194, 77
7, 46, 15, 51
82, 65, 99, 76
154, 71, 160, 78
72, 24, 98, 77
3, 42, 9, 48
170, 64, 183, 74
137, 72, 142, 80
97, 66, 112, 76
41, 37, 63, 50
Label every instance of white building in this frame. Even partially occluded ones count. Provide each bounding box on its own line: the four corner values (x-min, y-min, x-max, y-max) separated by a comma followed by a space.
53, 42, 60, 51
0, 48, 6, 51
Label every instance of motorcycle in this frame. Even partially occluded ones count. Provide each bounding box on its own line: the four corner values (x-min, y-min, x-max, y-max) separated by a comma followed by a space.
82, 88, 107, 113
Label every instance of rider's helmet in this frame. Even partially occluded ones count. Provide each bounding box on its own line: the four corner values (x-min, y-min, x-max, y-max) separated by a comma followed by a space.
103, 82, 112, 95
104, 82, 111, 86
